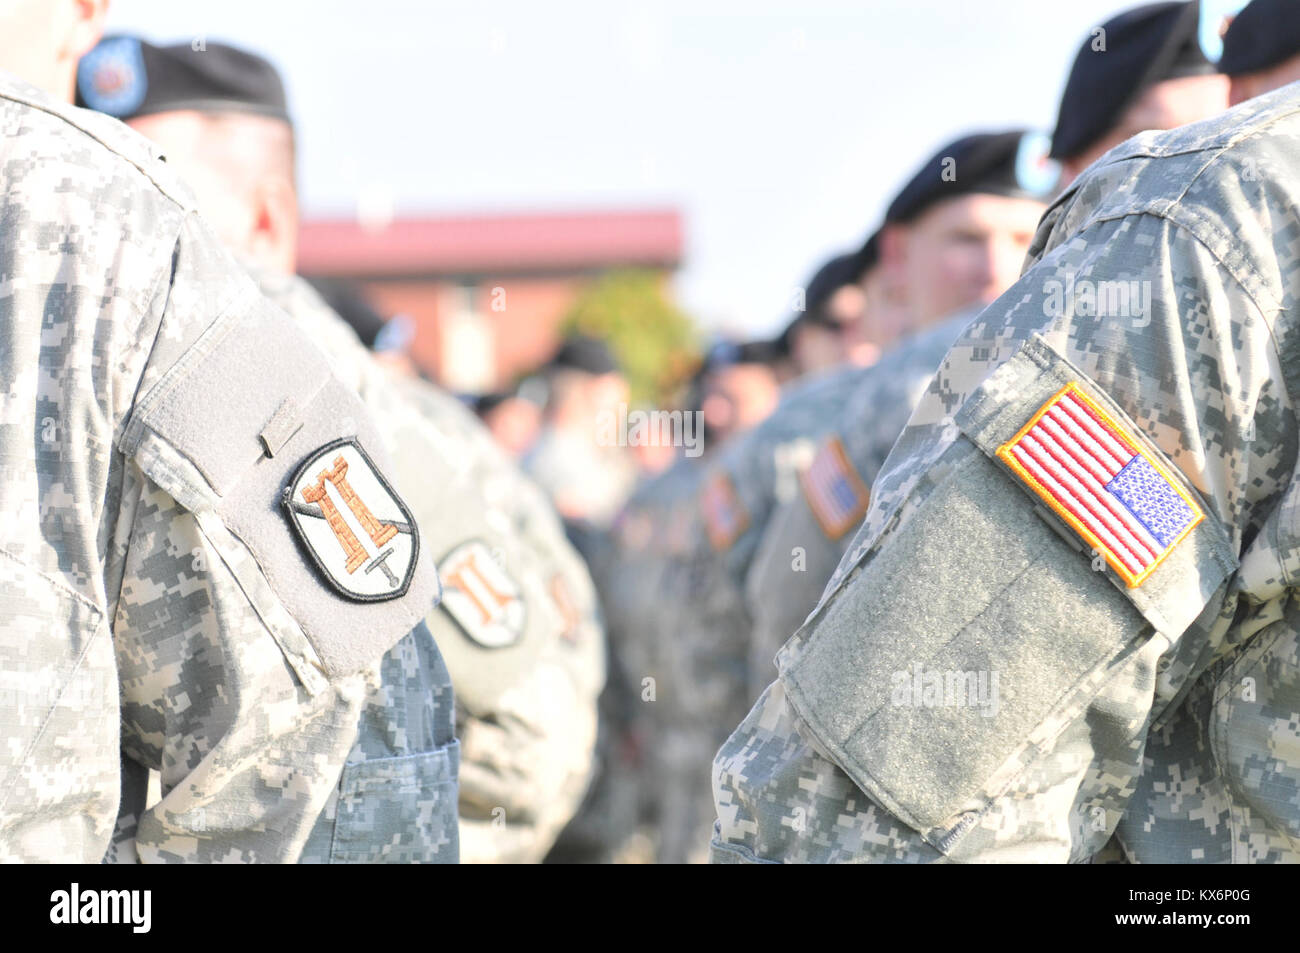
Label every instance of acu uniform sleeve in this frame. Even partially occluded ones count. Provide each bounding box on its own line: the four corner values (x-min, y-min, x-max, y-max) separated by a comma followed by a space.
713, 209, 1287, 863
110, 216, 440, 863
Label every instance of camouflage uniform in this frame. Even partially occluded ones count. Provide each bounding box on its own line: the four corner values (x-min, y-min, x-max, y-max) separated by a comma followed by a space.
250, 272, 604, 863
0, 74, 440, 863
714, 85, 1300, 863
576, 455, 708, 862
743, 314, 973, 700
637, 368, 870, 862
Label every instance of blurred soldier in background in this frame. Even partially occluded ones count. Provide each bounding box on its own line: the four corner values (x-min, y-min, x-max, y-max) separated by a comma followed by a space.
474, 387, 544, 460
714, 81, 1300, 866
742, 0, 1238, 741
0, 0, 444, 862
1050, 0, 1229, 188
524, 334, 639, 529
693, 130, 1053, 627
563, 332, 781, 862
694, 339, 783, 449
630, 129, 1055, 863
1217, 0, 1300, 105
774, 252, 872, 381
875, 131, 1047, 330
82, 35, 604, 863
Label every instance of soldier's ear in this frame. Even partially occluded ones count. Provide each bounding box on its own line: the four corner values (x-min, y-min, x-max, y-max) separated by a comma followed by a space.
62, 0, 110, 61
249, 175, 300, 275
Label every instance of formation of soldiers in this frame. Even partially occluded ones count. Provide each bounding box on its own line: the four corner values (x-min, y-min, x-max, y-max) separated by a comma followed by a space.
2, 0, 1300, 864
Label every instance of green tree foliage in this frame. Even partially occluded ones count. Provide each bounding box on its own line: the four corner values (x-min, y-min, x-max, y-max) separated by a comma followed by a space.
561, 269, 700, 405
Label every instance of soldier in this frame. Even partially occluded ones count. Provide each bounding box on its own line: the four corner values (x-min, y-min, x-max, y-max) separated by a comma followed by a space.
693, 338, 783, 451
696, 130, 1055, 632
743, 0, 1238, 723
1050, 0, 1229, 188
714, 82, 1300, 864
633, 130, 1055, 863
1217, 0, 1300, 105
775, 253, 872, 381
524, 335, 639, 529
80, 36, 604, 863
0, 3, 444, 862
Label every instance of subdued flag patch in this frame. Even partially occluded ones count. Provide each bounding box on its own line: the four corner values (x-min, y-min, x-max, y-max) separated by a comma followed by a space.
701, 471, 749, 551
439, 539, 526, 648
283, 438, 419, 601
801, 435, 870, 539
995, 382, 1203, 587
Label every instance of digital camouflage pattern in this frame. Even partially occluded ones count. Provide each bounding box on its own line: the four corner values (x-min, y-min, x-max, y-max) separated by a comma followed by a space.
713, 84, 1300, 863
0, 73, 439, 863
251, 271, 605, 864
742, 314, 973, 701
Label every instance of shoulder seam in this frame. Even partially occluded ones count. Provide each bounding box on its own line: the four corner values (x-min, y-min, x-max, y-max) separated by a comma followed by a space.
1, 91, 191, 210
1055, 203, 1279, 326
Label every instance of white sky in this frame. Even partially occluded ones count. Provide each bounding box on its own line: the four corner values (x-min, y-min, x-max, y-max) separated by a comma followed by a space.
105, 0, 1186, 336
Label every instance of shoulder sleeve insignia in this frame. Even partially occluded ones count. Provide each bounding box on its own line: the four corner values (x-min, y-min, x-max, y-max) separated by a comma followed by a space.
438, 539, 526, 648
995, 382, 1203, 587
282, 438, 420, 601
701, 471, 749, 551
800, 435, 870, 540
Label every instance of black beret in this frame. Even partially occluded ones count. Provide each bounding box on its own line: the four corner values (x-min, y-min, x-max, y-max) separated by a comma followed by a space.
472, 391, 513, 415
853, 230, 881, 277
1051, 2, 1212, 160
884, 129, 1057, 226
550, 335, 620, 376
76, 35, 290, 123
799, 252, 866, 329
771, 322, 795, 359
1219, 0, 1300, 76
699, 337, 782, 375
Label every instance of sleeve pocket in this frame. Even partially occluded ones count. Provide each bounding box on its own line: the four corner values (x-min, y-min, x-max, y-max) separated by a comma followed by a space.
326, 740, 460, 864
121, 292, 438, 685
778, 334, 1236, 847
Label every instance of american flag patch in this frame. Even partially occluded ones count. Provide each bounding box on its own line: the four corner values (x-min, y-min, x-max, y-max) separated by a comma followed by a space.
996, 382, 1203, 588
701, 471, 749, 551
801, 436, 870, 539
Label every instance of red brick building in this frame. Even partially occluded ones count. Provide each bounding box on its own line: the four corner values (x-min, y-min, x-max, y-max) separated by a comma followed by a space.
297, 208, 683, 393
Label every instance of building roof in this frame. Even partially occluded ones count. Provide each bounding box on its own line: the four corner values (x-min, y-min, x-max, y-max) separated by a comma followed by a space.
297, 207, 683, 278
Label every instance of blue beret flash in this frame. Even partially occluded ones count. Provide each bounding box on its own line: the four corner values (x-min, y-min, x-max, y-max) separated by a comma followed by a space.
77, 36, 148, 117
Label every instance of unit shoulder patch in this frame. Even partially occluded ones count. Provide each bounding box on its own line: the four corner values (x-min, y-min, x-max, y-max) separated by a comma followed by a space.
701, 471, 750, 551
282, 438, 419, 601
438, 539, 526, 648
800, 435, 870, 540
995, 382, 1203, 587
